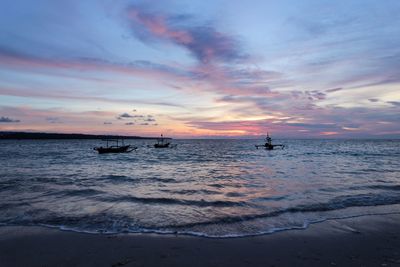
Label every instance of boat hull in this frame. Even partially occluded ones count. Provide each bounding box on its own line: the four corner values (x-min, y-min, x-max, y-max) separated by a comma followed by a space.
154, 143, 170, 148
255, 144, 285, 150
94, 145, 133, 154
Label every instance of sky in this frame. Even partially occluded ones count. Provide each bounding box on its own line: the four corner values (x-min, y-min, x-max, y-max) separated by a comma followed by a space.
0, 0, 399, 138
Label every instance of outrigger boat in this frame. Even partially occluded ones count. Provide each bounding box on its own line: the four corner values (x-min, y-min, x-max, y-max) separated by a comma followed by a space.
94, 139, 136, 154
154, 134, 171, 148
255, 133, 285, 150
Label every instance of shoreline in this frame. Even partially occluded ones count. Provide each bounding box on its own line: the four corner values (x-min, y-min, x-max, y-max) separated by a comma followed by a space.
1, 213, 400, 266
3, 207, 400, 238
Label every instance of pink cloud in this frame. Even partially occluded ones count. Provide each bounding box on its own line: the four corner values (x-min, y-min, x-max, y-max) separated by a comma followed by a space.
128, 9, 193, 45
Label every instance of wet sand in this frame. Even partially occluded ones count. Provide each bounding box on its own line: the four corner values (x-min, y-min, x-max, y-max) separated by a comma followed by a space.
1, 214, 400, 267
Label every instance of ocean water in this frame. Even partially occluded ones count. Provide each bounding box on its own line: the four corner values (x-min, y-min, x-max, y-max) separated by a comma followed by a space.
0, 139, 399, 238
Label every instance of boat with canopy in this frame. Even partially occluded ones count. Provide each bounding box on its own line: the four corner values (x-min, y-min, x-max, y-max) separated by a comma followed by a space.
94, 139, 136, 154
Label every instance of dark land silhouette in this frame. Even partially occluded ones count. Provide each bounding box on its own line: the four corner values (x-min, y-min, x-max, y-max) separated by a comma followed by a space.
0, 131, 163, 140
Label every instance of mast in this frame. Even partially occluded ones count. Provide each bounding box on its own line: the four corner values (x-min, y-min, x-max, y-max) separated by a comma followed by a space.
266, 132, 272, 146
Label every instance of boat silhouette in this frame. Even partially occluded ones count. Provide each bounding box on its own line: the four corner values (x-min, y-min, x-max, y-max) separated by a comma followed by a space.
154, 134, 171, 148
94, 139, 136, 154
255, 133, 285, 150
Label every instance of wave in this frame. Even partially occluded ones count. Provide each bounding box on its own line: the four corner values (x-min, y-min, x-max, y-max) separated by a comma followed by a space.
2, 209, 400, 239
1, 193, 399, 238
98, 194, 250, 207
349, 184, 400, 191
40, 188, 104, 198
160, 189, 220, 195
302, 151, 400, 157
158, 192, 400, 229
158, 210, 400, 238
99, 175, 179, 184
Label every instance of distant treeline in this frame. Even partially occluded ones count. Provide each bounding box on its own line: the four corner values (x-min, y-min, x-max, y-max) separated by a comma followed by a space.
0, 132, 159, 140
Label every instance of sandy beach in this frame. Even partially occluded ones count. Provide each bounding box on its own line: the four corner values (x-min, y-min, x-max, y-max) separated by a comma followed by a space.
1, 213, 399, 267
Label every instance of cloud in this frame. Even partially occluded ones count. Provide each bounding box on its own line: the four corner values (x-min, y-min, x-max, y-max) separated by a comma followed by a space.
0, 106, 116, 131
184, 102, 400, 137
125, 122, 135, 125
186, 120, 340, 134
117, 112, 134, 119
0, 85, 183, 107
326, 88, 342, 93
126, 6, 246, 64
104, 122, 112, 125
0, 47, 194, 87
287, 14, 355, 38
387, 101, 400, 107
187, 64, 288, 97
0, 116, 20, 123
285, 122, 338, 129
0, 45, 285, 101
290, 90, 326, 101
46, 117, 62, 124
117, 112, 157, 124
117, 113, 149, 120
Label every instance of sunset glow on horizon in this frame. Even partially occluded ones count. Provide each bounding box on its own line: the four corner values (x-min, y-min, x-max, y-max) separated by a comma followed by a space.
0, 0, 399, 138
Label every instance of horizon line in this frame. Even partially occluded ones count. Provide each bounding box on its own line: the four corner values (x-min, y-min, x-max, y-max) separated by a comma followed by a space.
1, 130, 399, 140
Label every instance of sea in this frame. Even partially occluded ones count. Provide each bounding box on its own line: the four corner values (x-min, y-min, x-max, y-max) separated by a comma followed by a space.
0, 139, 399, 238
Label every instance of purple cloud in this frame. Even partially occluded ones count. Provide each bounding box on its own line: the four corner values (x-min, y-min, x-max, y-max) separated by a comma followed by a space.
126, 6, 246, 64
